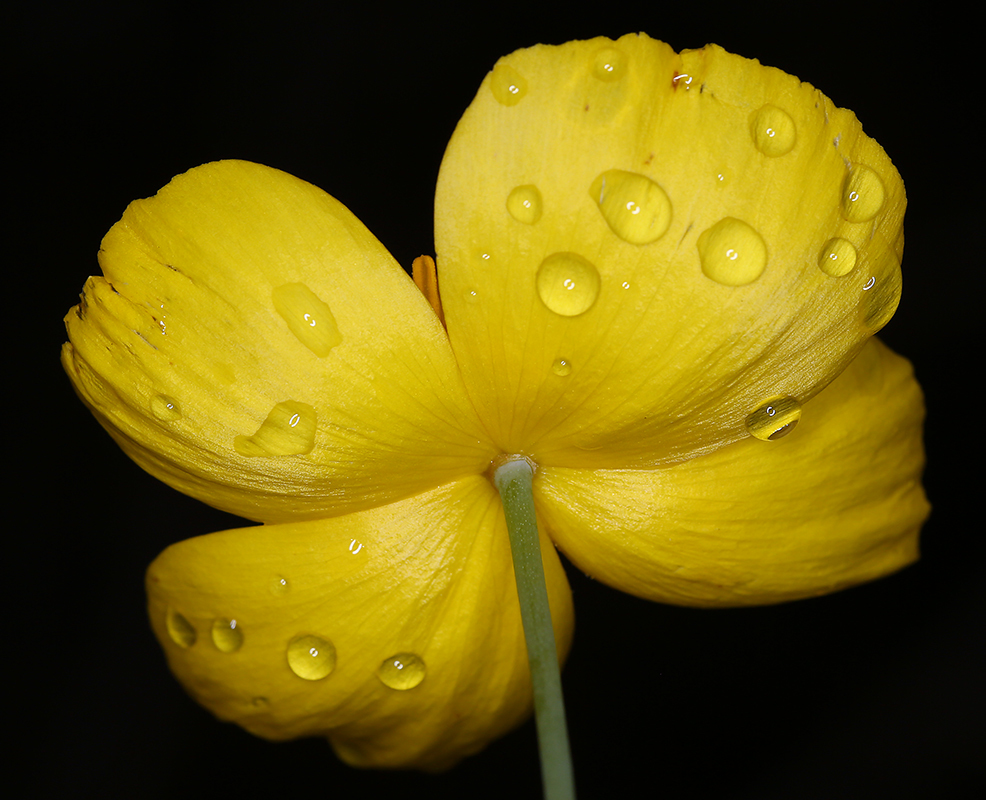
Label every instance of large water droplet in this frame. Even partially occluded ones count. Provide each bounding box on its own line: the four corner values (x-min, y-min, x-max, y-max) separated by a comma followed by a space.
590, 170, 672, 245
490, 62, 528, 106
272, 283, 342, 358
287, 634, 336, 680
749, 104, 797, 156
818, 238, 858, 277
234, 400, 317, 457
536, 252, 601, 316
151, 395, 182, 421
166, 608, 196, 648
841, 165, 886, 222
746, 397, 802, 441
552, 358, 572, 377
506, 185, 543, 224
211, 618, 244, 653
697, 218, 768, 286
860, 252, 902, 333
377, 652, 426, 690
591, 47, 627, 82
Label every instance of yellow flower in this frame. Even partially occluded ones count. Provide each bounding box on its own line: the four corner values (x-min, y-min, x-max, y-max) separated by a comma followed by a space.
62, 34, 928, 771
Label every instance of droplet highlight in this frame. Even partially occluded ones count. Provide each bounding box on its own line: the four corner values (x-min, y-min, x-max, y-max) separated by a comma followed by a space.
506, 185, 543, 224
377, 652, 427, 690
151, 395, 182, 421
746, 397, 802, 441
536, 252, 601, 317
592, 47, 627, 82
270, 576, 289, 596
272, 283, 342, 358
287, 634, 336, 681
697, 218, 768, 286
841, 165, 886, 222
166, 608, 196, 648
590, 170, 672, 245
234, 400, 317, 457
860, 252, 902, 333
490, 62, 528, 106
211, 618, 244, 653
552, 358, 572, 377
818, 238, 858, 277
749, 104, 797, 156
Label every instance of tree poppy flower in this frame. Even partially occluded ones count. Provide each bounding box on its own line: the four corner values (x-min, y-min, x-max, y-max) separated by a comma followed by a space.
61, 34, 928, 772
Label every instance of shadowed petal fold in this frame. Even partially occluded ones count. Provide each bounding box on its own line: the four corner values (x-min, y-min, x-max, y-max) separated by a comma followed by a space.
146, 476, 574, 770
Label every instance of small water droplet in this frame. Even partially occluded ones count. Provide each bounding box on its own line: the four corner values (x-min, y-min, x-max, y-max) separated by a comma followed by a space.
672, 72, 693, 89
841, 165, 886, 222
234, 400, 317, 457
150, 395, 182, 421
591, 47, 627, 82
348, 538, 364, 555
552, 358, 572, 377
818, 238, 858, 277
464, 288, 480, 304
506, 185, 543, 224
859, 252, 902, 333
165, 608, 196, 648
590, 170, 672, 245
536, 253, 601, 317
746, 397, 802, 441
211, 618, 244, 653
697, 218, 768, 286
270, 576, 289, 596
714, 166, 734, 188
272, 283, 343, 358
377, 652, 426, 690
490, 62, 528, 106
287, 634, 336, 680
749, 104, 797, 156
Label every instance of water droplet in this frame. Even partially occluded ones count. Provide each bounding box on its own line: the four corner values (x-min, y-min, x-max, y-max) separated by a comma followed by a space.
859, 252, 902, 333
272, 283, 343, 358
536, 252, 601, 317
270, 576, 289, 596
151, 395, 182, 421
714, 167, 734, 188
464, 288, 480, 304
749, 104, 797, 156
165, 608, 196, 648
490, 62, 528, 106
818, 238, 858, 277
234, 400, 317, 457
590, 170, 672, 245
552, 358, 572, 377
211, 618, 244, 653
746, 397, 802, 441
348, 538, 364, 555
697, 218, 768, 286
591, 47, 627, 82
841, 165, 886, 222
672, 72, 693, 89
506, 185, 543, 224
377, 653, 426, 690
287, 634, 336, 680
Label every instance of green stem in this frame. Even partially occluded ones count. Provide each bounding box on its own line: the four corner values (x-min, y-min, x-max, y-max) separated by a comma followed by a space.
493, 457, 575, 800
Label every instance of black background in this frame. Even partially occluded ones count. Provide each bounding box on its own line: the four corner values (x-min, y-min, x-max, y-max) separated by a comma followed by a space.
13, 3, 980, 798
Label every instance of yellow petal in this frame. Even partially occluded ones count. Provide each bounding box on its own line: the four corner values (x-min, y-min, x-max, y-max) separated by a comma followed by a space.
63, 161, 496, 523
435, 34, 905, 469
146, 475, 574, 770
534, 338, 928, 607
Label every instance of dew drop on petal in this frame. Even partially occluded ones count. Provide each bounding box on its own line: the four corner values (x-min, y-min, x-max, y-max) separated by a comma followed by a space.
697, 218, 768, 286
490, 63, 528, 106
377, 653, 426, 690
166, 608, 196, 648
151, 395, 182, 421
749, 104, 797, 156
287, 634, 336, 680
464, 288, 480, 304
234, 400, 317, 457
270, 576, 289, 596
859, 252, 902, 333
591, 47, 627, 82
590, 170, 672, 245
552, 358, 572, 377
211, 618, 244, 653
272, 283, 342, 357
818, 238, 858, 277
506, 185, 543, 224
746, 397, 802, 441
536, 253, 601, 316
841, 165, 886, 222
